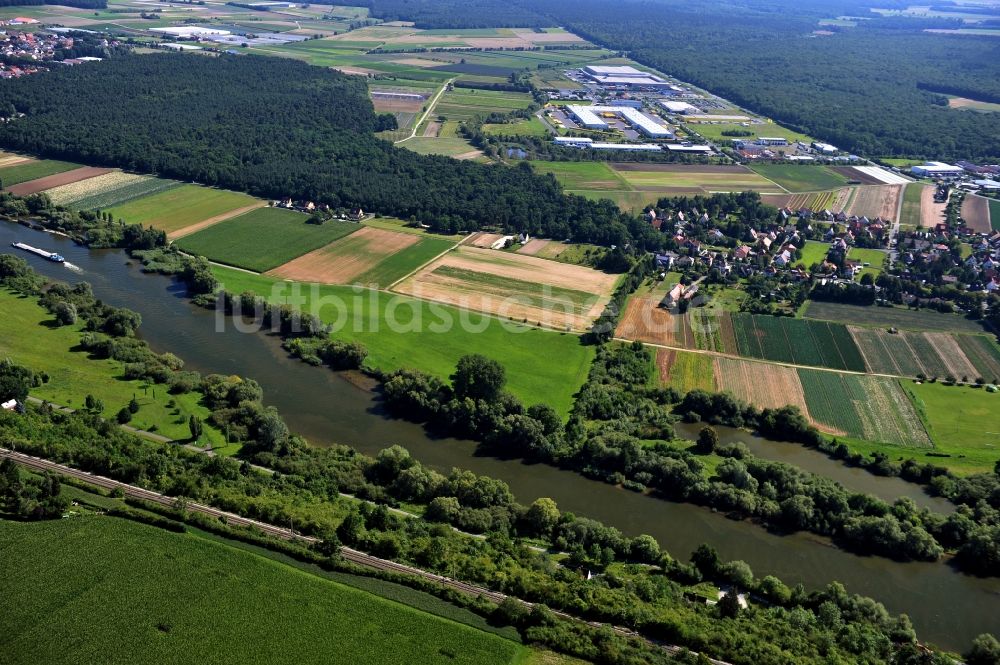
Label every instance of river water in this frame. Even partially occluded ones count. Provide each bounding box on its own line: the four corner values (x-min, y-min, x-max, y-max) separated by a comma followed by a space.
3, 222, 997, 649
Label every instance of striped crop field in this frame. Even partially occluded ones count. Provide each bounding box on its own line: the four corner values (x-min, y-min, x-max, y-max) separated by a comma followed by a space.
713, 356, 809, 413
732, 314, 866, 371
799, 369, 931, 446
46, 171, 153, 206
850, 326, 1000, 381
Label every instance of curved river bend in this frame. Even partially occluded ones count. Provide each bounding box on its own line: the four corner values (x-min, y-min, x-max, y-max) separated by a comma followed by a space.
3, 222, 997, 650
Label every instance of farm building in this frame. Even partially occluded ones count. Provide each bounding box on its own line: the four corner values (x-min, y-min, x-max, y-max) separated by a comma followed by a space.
565, 104, 673, 138
911, 161, 965, 178
660, 101, 700, 114
582, 65, 672, 89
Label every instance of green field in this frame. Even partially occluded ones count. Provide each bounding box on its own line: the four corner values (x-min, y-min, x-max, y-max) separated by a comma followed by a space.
0, 159, 80, 186
400, 137, 480, 157
685, 121, 814, 145
613, 165, 779, 192
0, 518, 521, 665
900, 183, 928, 227
803, 300, 988, 333
799, 370, 931, 447
732, 314, 866, 371
0, 288, 224, 446
847, 247, 887, 279
990, 198, 1000, 231
210, 267, 595, 417
899, 381, 1000, 473
798, 240, 830, 268
106, 184, 259, 234
483, 117, 550, 137
532, 161, 628, 191
178, 208, 360, 272
748, 164, 849, 193
354, 237, 456, 286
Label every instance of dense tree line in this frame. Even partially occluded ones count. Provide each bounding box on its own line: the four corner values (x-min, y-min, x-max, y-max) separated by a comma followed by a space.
0, 54, 666, 249
0, 460, 68, 520
355, 0, 548, 28
0, 0, 103, 7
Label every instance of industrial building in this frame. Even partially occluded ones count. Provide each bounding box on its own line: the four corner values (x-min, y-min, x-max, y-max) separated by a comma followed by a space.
591, 143, 662, 151
812, 142, 838, 154
553, 136, 593, 147
756, 137, 789, 146
911, 161, 965, 178
660, 101, 700, 114
582, 65, 672, 89
565, 104, 673, 138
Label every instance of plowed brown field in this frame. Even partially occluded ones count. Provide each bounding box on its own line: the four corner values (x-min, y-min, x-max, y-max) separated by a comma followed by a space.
7, 166, 112, 196
268, 226, 418, 284
616, 297, 696, 348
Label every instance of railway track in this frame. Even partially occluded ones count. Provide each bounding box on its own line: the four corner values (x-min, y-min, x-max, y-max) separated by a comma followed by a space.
0, 447, 730, 665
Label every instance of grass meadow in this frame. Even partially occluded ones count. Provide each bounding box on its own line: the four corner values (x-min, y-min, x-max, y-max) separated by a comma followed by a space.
178, 208, 359, 272
353, 236, 455, 286
900, 183, 928, 227
803, 301, 987, 334
0, 518, 522, 665
211, 267, 595, 417
106, 184, 259, 234
0, 288, 224, 446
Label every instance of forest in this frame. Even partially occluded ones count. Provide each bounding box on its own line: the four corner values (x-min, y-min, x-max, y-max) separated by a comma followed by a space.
0, 54, 667, 250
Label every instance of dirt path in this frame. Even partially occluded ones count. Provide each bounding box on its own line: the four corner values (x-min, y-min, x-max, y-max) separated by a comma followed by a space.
395, 77, 455, 144
167, 201, 267, 240
453, 150, 483, 160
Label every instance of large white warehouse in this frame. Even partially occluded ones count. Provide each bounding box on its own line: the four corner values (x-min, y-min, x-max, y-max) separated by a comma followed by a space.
566, 104, 673, 138
911, 161, 965, 178
582, 65, 672, 88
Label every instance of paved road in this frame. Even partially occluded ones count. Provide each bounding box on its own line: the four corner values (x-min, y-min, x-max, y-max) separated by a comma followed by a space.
0, 447, 730, 665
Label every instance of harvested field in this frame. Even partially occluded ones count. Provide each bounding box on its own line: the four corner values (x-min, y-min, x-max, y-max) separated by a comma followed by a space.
393, 245, 618, 330
422, 121, 441, 137
845, 185, 903, 220
919, 185, 947, 228
713, 356, 810, 414
924, 332, 979, 380
0, 154, 32, 168
849, 326, 927, 377
267, 226, 419, 284
961, 194, 992, 233
611, 163, 752, 173
616, 296, 695, 348
956, 335, 1000, 382
517, 238, 551, 256
5, 166, 112, 196
371, 94, 424, 114
468, 232, 505, 248
612, 163, 778, 192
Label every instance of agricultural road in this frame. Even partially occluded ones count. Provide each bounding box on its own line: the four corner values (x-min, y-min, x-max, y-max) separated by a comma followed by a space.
395, 78, 455, 144
0, 446, 731, 665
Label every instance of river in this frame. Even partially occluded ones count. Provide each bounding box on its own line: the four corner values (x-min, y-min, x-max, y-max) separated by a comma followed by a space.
3, 221, 998, 650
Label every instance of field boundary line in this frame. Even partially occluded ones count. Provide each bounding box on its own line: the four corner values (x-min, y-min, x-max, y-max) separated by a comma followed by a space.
167, 200, 268, 240
396, 77, 456, 144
